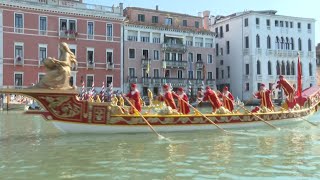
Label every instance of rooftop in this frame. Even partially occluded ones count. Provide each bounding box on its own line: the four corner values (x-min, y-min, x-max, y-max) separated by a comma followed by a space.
214, 10, 315, 23
125, 7, 202, 19
1, 0, 124, 20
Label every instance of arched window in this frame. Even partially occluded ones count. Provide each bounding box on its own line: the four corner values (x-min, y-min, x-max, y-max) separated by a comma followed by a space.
257, 60, 261, 74
308, 39, 312, 51
281, 61, 286, 75
276, 61, 280, 75
286, 37, 289, 50
281, 37, 284, 49
268, 61, 272, 75
267, 36, 271, 49
276, 36, 280, 49
309, 63, 313, 76
290, 37, 294, 50
291, 61, 295, 75
256, 34, 260, 48
286, 61, 290, 75
298, 38, 302, 51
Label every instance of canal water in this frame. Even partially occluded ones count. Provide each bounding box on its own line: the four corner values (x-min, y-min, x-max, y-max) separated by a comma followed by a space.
1, 110, 320, 179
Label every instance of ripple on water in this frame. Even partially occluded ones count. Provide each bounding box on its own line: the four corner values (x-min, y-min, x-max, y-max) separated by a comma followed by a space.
1, 111, 320, 179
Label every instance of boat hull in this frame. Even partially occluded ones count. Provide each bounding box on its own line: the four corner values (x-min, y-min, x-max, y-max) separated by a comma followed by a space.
52, 117, 305, 134
1, 87, 320, 134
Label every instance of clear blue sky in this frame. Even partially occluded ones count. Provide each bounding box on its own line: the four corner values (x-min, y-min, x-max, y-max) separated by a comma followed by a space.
86, 0, 319, 44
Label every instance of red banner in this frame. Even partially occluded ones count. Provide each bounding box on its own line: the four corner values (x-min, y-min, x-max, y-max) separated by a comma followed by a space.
297, 55, 302, 97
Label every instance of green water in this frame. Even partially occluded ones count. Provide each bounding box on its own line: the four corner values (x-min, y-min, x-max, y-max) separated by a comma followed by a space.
1, 110, 320, 180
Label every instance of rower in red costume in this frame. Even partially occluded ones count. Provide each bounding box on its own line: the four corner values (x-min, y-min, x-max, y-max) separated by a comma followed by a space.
173, 87, 190, 114
276, 75, 296, 109
125, 83, 142, 114
158, 84, 177, 110
201, 86, 222, 112
253, 83, 274, 110
218, 86, 234, 112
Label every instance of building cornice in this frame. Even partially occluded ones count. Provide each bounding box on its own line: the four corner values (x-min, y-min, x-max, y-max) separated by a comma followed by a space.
0, 1, 125, 22
215, 11, 315, 25
124, 23, 215, 37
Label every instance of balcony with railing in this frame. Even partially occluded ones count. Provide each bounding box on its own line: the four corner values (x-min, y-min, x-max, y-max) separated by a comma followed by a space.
266, 49, 273, 56
59, 30, 78, 39
153, 78, 162, 86
17, 0, 122, 15
163, 60, 188, 69
255, 48, 262, 55
14, 56, 24, 66
87, 61, 95, 69
206, 79, 216, 86
141, 59, 150, 68
162, 43, 187, 53
106, 62, 114, 70
195, 61, 204, 69
128, 77, 138, 83
38, 59, 44, 67
142, 77, 152, 86
256, 75, 263, 81
243, 49, 249, 56
308, 51, 315, 57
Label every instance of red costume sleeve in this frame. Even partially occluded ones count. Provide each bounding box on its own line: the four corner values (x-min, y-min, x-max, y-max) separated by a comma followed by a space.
203, 92, 209, 101
255, 92, 262, 99
228, 93, 234, 101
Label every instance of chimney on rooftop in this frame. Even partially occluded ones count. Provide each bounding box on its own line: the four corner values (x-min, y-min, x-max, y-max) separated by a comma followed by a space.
202, 10, 210, 30
198, 12, 202, 17
119, 3, 124, 14
156, 5, 159, 10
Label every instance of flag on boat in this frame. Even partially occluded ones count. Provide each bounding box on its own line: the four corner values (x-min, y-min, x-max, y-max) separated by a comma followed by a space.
101, 82, 105, 102
81, 81, 85, 100
297, 54, 302, 97
201, 81, 205, 95
90, 82, 95, 96
188, 80, 192, 96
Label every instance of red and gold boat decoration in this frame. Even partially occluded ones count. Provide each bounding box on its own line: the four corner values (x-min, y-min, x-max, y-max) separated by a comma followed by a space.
0, 86, 320, 134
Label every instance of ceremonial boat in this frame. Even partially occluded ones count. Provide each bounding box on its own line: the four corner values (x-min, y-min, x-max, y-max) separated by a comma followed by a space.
1, 43, 317, 134
0, 86, 320, 134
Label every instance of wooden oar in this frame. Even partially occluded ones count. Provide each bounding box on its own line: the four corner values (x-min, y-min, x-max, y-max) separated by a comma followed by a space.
122, 95, 166, 139
279, 106, 317, 126
234, 97, 253, 112
173, 92, 229, 133
223, 95, 279, 130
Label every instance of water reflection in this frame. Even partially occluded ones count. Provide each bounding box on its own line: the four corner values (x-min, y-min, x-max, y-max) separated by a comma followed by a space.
1, 111, 320, 179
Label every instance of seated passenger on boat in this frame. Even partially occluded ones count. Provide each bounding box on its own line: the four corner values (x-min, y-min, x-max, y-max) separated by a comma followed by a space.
158, 84, 177, 110
173, 87, 190, 114
200, 86, 222, 113
276, 75, 296, 109
124, 83, 142, 114
253, 83, 274, 111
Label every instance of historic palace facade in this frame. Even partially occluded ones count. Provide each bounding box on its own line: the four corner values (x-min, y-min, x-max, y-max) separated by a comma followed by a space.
123, 7, 216, 96
0, 0, 124, 91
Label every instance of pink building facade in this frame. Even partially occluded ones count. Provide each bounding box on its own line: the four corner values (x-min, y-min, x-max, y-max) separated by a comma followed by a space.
0, 0, 124, 91
123, 7, 216, 97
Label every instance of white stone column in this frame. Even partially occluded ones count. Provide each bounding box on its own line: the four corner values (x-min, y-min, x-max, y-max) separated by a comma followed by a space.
192, 36, 195, 47
160, 32, 164, 44
149, 31, 153, 43
137, 31, 141, 42
0, 9, 3, 88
